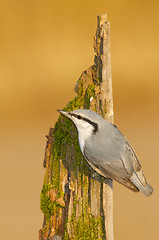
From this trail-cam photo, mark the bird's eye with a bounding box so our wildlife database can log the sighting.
[77,115,82,119]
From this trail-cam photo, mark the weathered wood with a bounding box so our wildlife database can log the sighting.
[97,14,114,240]
[39,14,114,240]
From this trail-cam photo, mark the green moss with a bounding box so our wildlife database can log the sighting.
[40,88,86,224]
[84,84,96,109]
[63,197,104,240]
[40,183,64,222]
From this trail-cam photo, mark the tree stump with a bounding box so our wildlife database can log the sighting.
[39,14,114,240]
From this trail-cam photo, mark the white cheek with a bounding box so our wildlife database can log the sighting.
[74,122,93,154]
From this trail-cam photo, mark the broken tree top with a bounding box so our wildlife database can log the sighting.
[39,14,114,240]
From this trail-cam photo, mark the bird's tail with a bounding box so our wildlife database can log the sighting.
[130,171,153,197]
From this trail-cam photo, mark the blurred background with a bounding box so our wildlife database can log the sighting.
[0,0,159,239]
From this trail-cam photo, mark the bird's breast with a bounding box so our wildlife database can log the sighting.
[78,136,85,154]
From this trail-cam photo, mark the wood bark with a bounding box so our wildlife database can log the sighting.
[39,14,114,240]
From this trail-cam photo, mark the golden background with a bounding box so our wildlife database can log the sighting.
[0,0,159,239]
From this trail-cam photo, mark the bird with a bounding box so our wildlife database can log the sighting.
[57,109,153,197]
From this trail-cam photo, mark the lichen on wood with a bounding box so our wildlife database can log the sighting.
[39,14,113,240]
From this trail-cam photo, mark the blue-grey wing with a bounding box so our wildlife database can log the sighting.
[83,124,134,180]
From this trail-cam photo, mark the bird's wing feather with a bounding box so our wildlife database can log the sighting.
[83,147,139,192]
[124,137,147,186]
[83,145,131,180]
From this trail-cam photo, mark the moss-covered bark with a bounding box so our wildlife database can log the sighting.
[39,14,113,240]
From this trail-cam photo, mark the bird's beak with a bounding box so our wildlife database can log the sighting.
[57,110,71,119]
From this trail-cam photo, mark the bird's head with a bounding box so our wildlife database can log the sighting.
[57,109,99,135]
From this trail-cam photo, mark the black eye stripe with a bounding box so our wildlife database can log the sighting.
[69,112,98,134]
